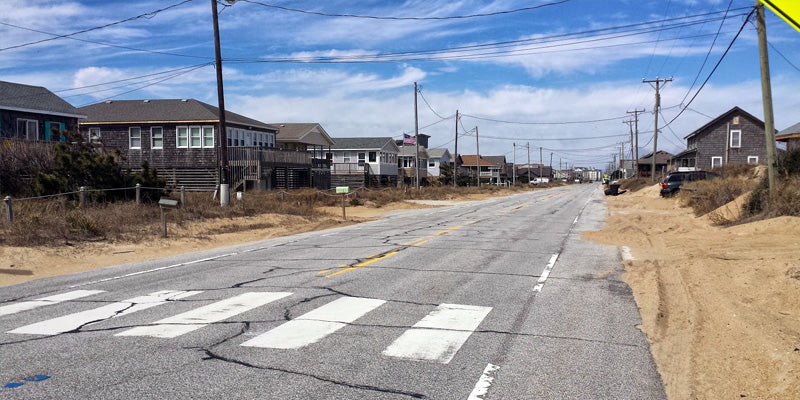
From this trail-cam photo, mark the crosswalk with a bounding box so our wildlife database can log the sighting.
[2,289,491,364]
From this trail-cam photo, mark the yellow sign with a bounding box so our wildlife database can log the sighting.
[762,0,800,33]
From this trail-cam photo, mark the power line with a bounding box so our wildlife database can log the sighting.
[677,0,735,107]
[461,113,628,125]
[0,0,196,52]
[237,0,571,20]
[767,40,800,73]
[476,133,629,142]
[77,63,210,107]
[0,21,210,59]
[417,86,448,119]
[662,7,754,129]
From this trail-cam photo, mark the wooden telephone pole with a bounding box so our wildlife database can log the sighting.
[642,77,672,181]
[454,110,459,189]
[413,82,420,189]
[627,108,645,177]
[755,1,778,194]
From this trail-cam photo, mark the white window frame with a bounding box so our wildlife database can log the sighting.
[358,152,366,165]
[16,118,38,140]
[129,127,142,149]
[342,151,351,163]
[189,126,202,148]
[176,126,189,148]
[202,125,214,148]
[88,127,101,144]
[151,126,163,149]
[711,156,723,169]
[730,129,741,148]
[747,156,758,164]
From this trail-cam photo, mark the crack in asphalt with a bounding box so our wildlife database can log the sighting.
[198,348,427,399]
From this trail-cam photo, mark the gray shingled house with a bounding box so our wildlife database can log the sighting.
[1,81,86,141]
[672,106,771,171]
[78,99,316,191]
[273,122,335,189]
[328,137,399,187]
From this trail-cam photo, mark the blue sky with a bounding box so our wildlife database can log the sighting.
[2,0,798,169]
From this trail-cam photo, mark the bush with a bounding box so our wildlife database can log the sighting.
[680,177,757,216]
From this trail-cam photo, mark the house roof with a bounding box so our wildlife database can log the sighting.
[77,99,274,130]
[684,106,764,140]
[460,155,496,167]
[638,150,674,164]
[399,145,429,158]
[482,155,507,166]
[776,122,800,142]
[427,148,451,159]
[0,80,86,118]
[331,137,398,151]
[272,123,335,146]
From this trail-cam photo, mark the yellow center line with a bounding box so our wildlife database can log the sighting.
[434,225,462,236]
[318,270,330,274]
[325,251,399,278]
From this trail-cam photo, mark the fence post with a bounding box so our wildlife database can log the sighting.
[79,186,86,209]
[341,193,346,220]
[135,183,141,204]
[3,196,11,223]
[180,186,186,206]
[281,191,285,201]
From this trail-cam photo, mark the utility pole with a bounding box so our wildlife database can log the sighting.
[413,82,420,189]
[526,142,531,183]
[512,142,516,185]
[454,109,459,189]
[212,0,230,206]
[539,146,543,183]
[549,152,553,170]
[642,77,672,181]
[755,1,778,194]
[624,120,633,176]
[475,126,480,187]
[627,108,644,177]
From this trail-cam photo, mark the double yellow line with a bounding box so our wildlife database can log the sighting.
[320,224,464,278]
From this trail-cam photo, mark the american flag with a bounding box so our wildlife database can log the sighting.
[403,134,416,145]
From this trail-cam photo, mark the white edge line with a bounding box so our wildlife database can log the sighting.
[69,252,238,288]
[467,363,500,400]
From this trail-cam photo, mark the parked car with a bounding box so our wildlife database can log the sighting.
[660,171,719,197]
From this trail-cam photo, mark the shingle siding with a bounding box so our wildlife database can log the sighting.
[675,107,767,170]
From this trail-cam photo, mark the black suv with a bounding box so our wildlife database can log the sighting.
[660,171,719,197]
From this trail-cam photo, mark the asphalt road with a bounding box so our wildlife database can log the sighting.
[0,184,666,399]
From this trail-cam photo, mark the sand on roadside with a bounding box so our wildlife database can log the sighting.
[582,184,800,400]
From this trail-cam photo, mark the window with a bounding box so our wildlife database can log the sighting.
[89,128,101,144]
[730,129,741,148]
[151,127,163,149]
[429,161,436,167]
[15,118,38,140]
[732,116,740,125]
[48,121,60,141]
[342,151,351,163]
[202,126,214,147]
[358,152,366,165]
[369,152,377,162]
[189,126,202,148]
[747,156,758,164]
[129,127,141,149]
[711,156,722,169]
[177,126,189,148]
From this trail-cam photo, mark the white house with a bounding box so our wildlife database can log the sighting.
[426,148,452,177]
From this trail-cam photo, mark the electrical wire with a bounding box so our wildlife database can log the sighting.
[662,8,754,130]
[0,0,196,52]
[0,21,211,59]
[417,87,448,119]
[237,0,571,20]
[77,63,210,106]
[461,113,628,125]
[767,40,800,73]
[677,0,735,107]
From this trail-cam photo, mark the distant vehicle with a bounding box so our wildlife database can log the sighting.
[574,179,580,183]
[660,171,720,197]
[530,177,549,184]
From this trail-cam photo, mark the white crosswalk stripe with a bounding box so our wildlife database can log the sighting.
[0,290,106,317]
[7,290,201,336]
[117,292,292,338]
[241,297,386,349]
[382,303,492,363]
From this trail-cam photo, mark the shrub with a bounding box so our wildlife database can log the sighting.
[680,177,757,216]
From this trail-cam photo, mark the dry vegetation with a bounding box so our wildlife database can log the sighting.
[0,185,534,247]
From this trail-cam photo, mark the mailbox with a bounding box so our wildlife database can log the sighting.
[158,198,179,209]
